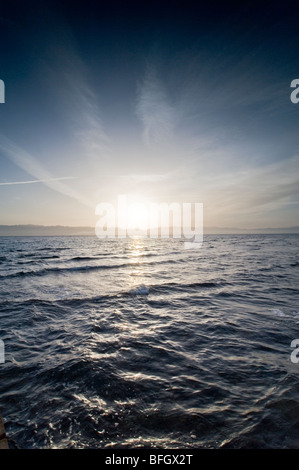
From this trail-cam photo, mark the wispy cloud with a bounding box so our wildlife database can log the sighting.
[0,135,92,206]
[229,155,299,212]
[45,41,111,166]
[196,153,299,227]
[0,177,77,186]
[136,64,177,147]
[64,68,111,163]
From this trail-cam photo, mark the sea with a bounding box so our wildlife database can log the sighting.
[0,234,299,449]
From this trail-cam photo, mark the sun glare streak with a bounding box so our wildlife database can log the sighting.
[127,202,149,232]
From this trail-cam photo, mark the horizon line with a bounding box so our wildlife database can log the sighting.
[0,223,299,234]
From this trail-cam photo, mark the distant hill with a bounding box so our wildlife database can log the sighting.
[203,226,299,234]
[0,224,299,236]
[0,225,95,236]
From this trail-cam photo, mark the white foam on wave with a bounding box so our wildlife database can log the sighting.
[272,308,285,317]
[130,285,149,295]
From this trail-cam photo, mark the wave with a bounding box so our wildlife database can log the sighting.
[68,252,164,262]
[40,247,70,251]
[125,281,219,297]
[150,280,221,294]
[0,264,127,279]
[0,258,180,279]
[2,279,223,309]
[17,253,60,260]
[129,285,149,295]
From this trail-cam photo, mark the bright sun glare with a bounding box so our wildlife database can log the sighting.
[126,202,149,232]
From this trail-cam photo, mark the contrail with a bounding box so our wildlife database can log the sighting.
[0,177,78,186]
[0,134,93,207]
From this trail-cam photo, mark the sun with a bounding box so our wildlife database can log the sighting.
[126,201,149,232]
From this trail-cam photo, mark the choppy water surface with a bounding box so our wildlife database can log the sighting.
[0,234,299,448]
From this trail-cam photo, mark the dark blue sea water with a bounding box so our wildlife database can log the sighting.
[0,234,299,449]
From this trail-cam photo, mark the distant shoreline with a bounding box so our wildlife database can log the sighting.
[0,225,299,236]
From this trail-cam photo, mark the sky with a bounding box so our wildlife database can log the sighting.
[0,0,298,229]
